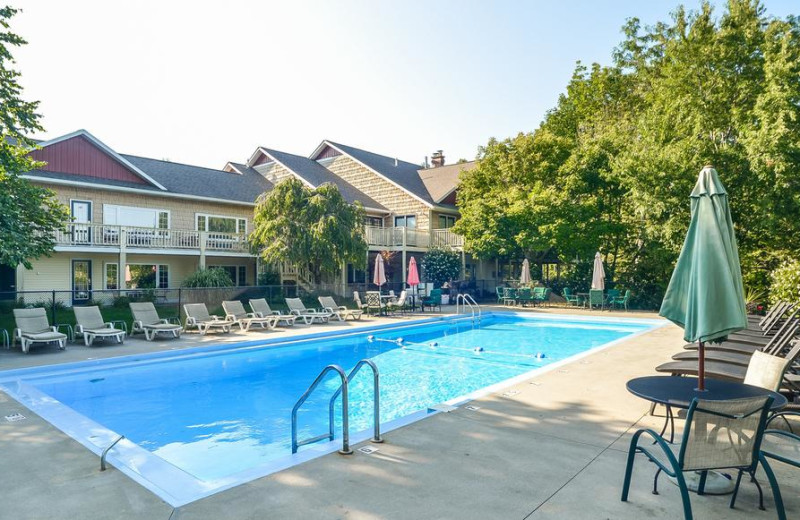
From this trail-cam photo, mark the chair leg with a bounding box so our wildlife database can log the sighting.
[652,467,663,495]
[749,471,766,511]
[729,470,744,508]
[758,454,786,520]
[697,471,708,496]
[673,471,694,520]
[621,447,637,502]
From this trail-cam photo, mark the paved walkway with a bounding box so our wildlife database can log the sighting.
[1,307,797,519]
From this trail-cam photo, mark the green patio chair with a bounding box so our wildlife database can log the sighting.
[610,289,631,311]
[588,289,604,310]
[516,287,533,307]
[421,289,442,312]
[496,286,505,304]
[503,287,517,306]
[562,287,583,307]
[605,289,620,306]
[622,395,778,520]
[532,287,550,307]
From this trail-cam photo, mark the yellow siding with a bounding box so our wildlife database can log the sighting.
[40,183,255,231]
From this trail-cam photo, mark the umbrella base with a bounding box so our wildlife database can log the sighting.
[668,471,735,495]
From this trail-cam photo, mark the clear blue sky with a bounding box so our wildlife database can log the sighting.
[12,0,798,169]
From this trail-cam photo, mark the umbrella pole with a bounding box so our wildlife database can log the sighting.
[697,341,705,391]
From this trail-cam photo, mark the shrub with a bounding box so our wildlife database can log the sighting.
[421,247,461,288]
[769,259,800,304]
[181,268,234,288]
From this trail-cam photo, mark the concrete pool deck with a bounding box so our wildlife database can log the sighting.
[1,306,797,519]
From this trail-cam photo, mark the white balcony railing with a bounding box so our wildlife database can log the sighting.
[431,229,464,249]
[54,224,250,254]
[364,226,464,249]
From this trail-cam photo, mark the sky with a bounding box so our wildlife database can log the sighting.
[10,0,798,170]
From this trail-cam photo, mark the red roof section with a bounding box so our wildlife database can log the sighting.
[30,135,148,185]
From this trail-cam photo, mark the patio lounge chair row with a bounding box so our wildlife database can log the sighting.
[10,306,128,353]
[183,296,363,335]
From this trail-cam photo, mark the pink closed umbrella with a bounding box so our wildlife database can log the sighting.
[373,254,387,288]
[407,256,420,287]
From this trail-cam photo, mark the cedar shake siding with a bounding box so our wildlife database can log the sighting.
[31,135,149,184]
[255,162,297,186]
[321,155,431,229]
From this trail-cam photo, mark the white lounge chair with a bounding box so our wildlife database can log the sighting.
[183,303,232,335]
[386,290,409,314]
[74,306,126,347]
[248,298,297,326]
[353,291,368,311]
[12,308,67,354]
[222,300,279,331]
[130,302,183,340]
[318,296,364,321]
[285,298,331,324]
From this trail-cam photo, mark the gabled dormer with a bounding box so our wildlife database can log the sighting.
[30,130,167,190]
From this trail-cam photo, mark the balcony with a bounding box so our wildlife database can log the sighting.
[53,224,251,254]
[364,226,464,250]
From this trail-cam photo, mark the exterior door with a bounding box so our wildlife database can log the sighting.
[72,260,92,304]
[0,264,15,301]
[71,200,92,244]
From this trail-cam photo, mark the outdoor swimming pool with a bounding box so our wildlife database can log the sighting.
[0,312,661,505]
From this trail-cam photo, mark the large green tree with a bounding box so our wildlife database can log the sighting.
[0,6,69,268]
[250,178,367,284]
[455,0,800,307]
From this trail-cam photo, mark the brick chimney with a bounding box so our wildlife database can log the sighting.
[431,150,445,168]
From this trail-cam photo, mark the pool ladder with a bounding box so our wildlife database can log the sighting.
[456,293,482,324]
[291,359,382,455]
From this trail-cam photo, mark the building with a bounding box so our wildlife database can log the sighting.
[4,129,498,302]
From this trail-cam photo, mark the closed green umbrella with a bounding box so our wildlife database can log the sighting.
[659,166,747,391]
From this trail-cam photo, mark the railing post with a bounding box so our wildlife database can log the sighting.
[177,287,182,323]
[51,290,56,325]
[199,231,207,269]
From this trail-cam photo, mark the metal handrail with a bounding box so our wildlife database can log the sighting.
[330,359,383,444]
[456,293,482,323]
[100,435,125,471]
[291,364,353,455]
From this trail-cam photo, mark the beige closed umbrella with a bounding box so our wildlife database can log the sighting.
[591,252,605,290]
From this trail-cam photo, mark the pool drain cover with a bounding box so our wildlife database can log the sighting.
[358,446,379,454]
[502,389,520,397]
[4,412,26,422]
[429,403,458,413]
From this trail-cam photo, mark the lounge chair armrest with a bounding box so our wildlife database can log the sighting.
[323,306,335,313]
[185,317,197,326]
[246,312,257,318]
[105,322,115,328]
[271,311,282,316]
[337,306,347,311]
[252,311,265,318]
[50,326,58,332]
[289,310,301,316]
[75,324,84,334]
[158,319,169,324]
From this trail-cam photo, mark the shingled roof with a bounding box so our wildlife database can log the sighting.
[418,161,476,204]
[257,148,386,211]
[121,155,272,203]
[319,141,436,205]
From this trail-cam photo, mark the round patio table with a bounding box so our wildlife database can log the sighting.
[627,375,787,495]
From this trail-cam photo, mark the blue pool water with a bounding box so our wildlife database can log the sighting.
[0,312,660,504]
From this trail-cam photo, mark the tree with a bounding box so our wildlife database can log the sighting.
[455,0,800,307]
[421,247,461,287]
[0,7,69,268]
[250,178,367,283]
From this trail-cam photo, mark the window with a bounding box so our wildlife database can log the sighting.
[196,214,247,234]
[438,215,456,229]
[125,264,169,289]
[105,263,118,290]
[364,216,383,227]
[104,205,170,229]
[209,265,246,286]
[394,215,417,228]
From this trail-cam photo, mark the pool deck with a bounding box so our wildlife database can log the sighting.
[1,306,797,519]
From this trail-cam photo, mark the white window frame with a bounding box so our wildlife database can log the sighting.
[103,204,171,229]
[195,213,247,234]
[104,262,119,290]
[124,263,170,289]
[394,215,417,229]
